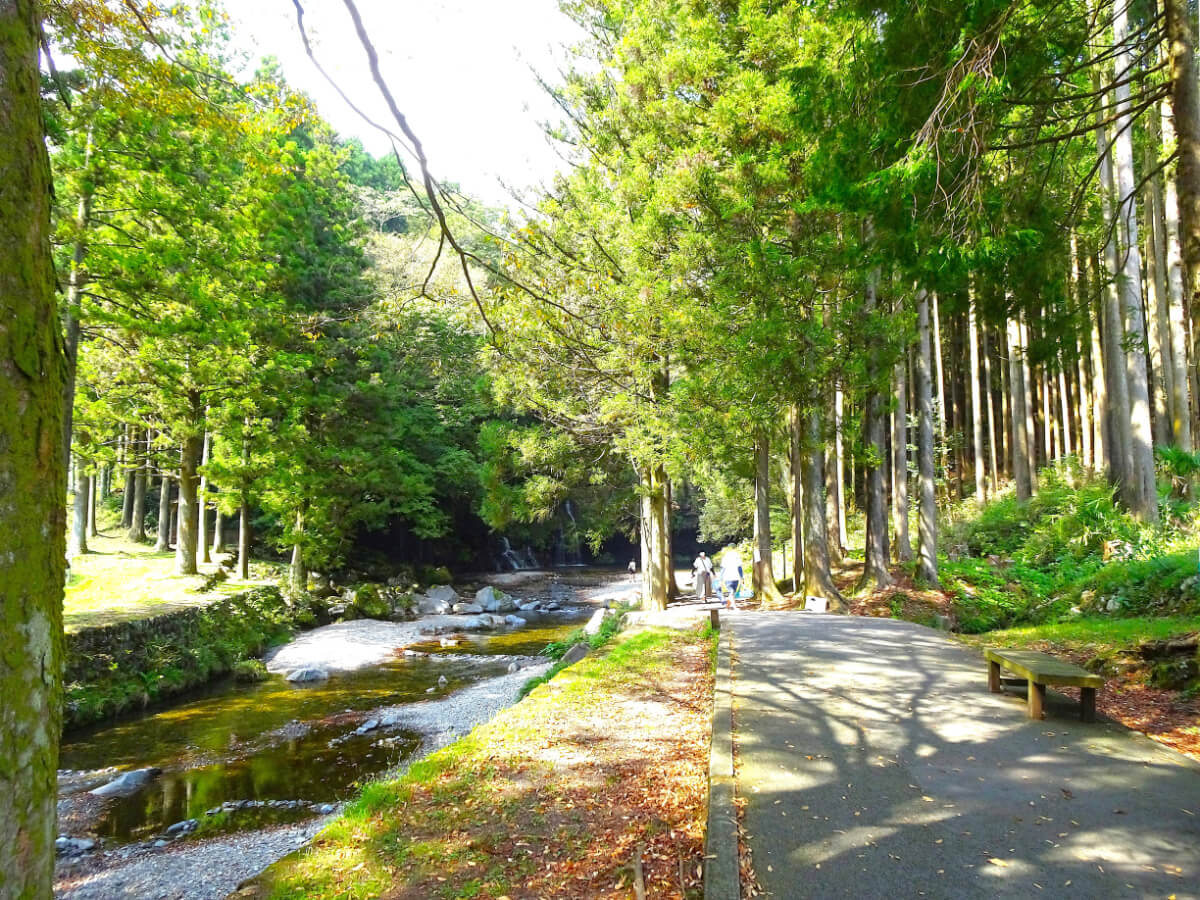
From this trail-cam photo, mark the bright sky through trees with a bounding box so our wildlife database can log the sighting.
[226,0,582,207]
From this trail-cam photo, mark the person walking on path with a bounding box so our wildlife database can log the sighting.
[718,547,743,608]
[692,551,713,601]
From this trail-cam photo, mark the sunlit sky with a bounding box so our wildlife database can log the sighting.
[226,1,584,207]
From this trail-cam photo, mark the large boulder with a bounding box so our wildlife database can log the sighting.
[452,601,484,615]
[504,615,527,627]
[418,585,459,615]
[90,767,162,798]
[286,667,329,683]
[561,643,590,665]
[583,608,612,636]
[475,586,517,613]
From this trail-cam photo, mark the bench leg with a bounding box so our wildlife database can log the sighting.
[1028,681,1046,720]
[988,660,1002,693]
[1080,687,1096,723]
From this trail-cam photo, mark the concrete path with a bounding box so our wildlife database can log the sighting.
[731,612,1200,898]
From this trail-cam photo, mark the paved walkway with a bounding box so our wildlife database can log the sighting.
[731,612,1200,898]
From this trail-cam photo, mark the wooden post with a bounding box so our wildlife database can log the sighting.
[1081,687,1097,723]
[1028,681,1046,719]
[710,608,720,631]
[988,660,1002,693]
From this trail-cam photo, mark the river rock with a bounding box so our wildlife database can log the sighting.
[583,608,610,636]
[507,662,519,673]
[452,601,484,614]
[418,584,459,615]
[475,586,517,613]
[55,837,96,855]
[438,675,448,686]
[286,667,330,683]
[317,803,336,814]
[355,718,380,735]
[90,766,162,798]
[504,615,527,627]
[166,818,199,835]
[561,643,590,665]
[517,600,541,611]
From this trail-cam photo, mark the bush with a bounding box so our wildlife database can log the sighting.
[232,659,269,683]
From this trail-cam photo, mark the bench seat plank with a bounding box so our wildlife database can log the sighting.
[984,648,1103,688]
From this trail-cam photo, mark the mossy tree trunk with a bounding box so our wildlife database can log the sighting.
[0,2,68,894]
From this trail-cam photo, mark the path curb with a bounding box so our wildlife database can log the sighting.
[703,618,739,900]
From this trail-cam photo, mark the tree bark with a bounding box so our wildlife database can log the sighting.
[290,507,307,592]
[753,436,784,604]
[1146,141,1174,447]
[70,458,90,557]
[790,406,805,593]
[87,472,98,537]
[982,328,1000,495]
[1073,235,1095,469]
[638,464,670,611]
[212,506,224,555]
[175,434,202,575]
[61,125,94,467]
[156,472,172,552]
[915,290,940,586]
[1165,0,1200,315]
[1019,315,1038,488]
[832,387,848,557]
[1006,314,1033,501]
[1160,51,1195,453]
[0,4,68,892]
[856,255,892,593]
[802,409,843,608]
[198,430,211,564]
[968,286,986,503]
[893,343,913,560]
[128,429,147,542]
[1111,0,1158,521]
[238,495,251,580]
[121,429,135,530]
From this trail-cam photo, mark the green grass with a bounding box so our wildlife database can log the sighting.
[958,615,1200,654]
[65,529,279,632]
[244,627,712,900]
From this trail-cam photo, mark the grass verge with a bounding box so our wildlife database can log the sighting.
[240,626,715,900]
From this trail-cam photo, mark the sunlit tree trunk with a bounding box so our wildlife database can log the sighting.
[61,125,94,467]
[0,4,68,892]
[856,249,892,593]
[1112,0,1158,521]
[802,408,843,607]
[638,465,670,611]
[1018,315,1037,488]
[212,506,224,555]
[156,471,172,552]
[982,328,1000,495]
[175,433,202,575]
[1165,0,1200,313]
[198,429,211,564]
[832,386,848,557]
[790,406,805,593]
[1006,313,1033,501]
[892,343,912,559]
[1073,235,1095,469]
[70,454,90,557]
[915,290,940,586]
[968,286,986,503]
[754,436,784,604]
[87,472,98,538]
[1146,140,1174,447]
[128,428,147,542]
[290,507,307,592]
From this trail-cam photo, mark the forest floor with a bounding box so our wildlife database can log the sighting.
[774,557,1200,766]
[65,529,281,632]
[238,626,715,900]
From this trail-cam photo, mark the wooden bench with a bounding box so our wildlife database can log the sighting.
[985,648,1103,722]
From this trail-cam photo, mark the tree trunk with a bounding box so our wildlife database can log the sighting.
[121,436,135,530]
[982,328,1000,495]
[212,506,224,555]
[753,436,784,604]
[70,459,90,556]
[1112,0,1158,521]
[802,408,843,608]
[1165,0,1200,315]
[1073,235,1095,469]
[156,473,172,552]
[1160,54,1195,454]
[1146,142,1174,447]
[893,344,913,559]
[61,126,94,467]
[175,434,202,575]
[968,286,986,503]
[290,507,307,592]
[87,472,98,538]
[639,465,670,611]
[790,406,805,593]
[1007,314,1033,501]
[663,476,678,599]
[238,494,251,580]
[0,5,67,892]
[1019,315,1037,488]
[198,430,211,564]
[1089,257,1109,473]
[128,429,147,542]
[932,290,947,445]
[915,290,940,586]
[856,258,892,593]
[832,387,848,557]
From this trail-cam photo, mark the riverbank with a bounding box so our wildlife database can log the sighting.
[238,625,714,900]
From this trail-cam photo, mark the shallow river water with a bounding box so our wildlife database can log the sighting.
[59,610,589,844]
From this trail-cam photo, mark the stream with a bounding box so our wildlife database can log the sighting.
[55,591,607,855]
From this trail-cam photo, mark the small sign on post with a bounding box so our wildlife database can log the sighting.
[805,595,829,613]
